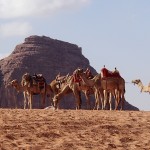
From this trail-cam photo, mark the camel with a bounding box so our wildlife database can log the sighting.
[49,73,75,109]
[53,69,101,110]
[102,78,125,110]
[50,72,95,110]
[9,73,52,109]
[21,73,53,109]
[77,69,126,110]
[132,79,150,93]
[8,79,31,109]
[50,73,71,97]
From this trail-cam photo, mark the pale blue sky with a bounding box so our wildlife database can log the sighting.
[0,0,150,110]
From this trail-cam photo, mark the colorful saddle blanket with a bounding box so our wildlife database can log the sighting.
[101,68,121,78]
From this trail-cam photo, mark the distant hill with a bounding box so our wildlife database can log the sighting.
[0,35,139,110]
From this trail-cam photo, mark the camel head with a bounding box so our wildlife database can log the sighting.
[22,73,31,81]
[8,79,20,92]
[66,73,69,78]
[8,79,19,87]
[132,79,141,85]
[74,68,84,76]
[21,73,31,86]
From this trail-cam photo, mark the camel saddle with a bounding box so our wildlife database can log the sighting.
[32,74,46,90]
[55,75,68,89]
[101,68,121,79]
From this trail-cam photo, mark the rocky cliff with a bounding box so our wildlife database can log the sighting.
[0,35,139,110]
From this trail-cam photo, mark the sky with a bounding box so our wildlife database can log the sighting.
[0,0,150,111]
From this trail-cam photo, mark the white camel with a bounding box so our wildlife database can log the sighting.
[132,79,150,93]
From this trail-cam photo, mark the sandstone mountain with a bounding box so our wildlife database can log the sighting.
[0,35,138,110]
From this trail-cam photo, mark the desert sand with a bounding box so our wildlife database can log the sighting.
[0,108,150,150]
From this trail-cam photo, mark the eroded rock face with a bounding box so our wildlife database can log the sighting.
[1,35,92,84]
[0,35,139,110]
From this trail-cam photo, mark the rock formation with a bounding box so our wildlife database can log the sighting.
[0,35,139,110]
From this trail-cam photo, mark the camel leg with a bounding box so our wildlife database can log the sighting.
[115,90,120,110]
[93,91,97,110]
[94,89,100,110]
[103,90,108,110]
[27,95,30,109]
[53,97,58,110]
[53,94,61,110]
[100,92,104,110]
[29,94,32,109]
[23,92,27,109]
[85,91,91,110]
[54,98,60,110]
[97,91,102,110]
[93,92,98,110]
[120,93,125,110]
[109,91,116,111]
[116,96,121,110]
[109,92,112,110]
[46,84,53,106]
[48,92,54,107]
[76,91,81,110]
[72,89,81,110]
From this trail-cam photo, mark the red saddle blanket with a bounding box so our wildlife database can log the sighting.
[101,68,121,78]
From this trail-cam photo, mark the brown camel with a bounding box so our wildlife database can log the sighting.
[9,79,52,109]
[21,73,53,109]
[9,74,75,109]
[101,78,125,110]
[50,73,71,97]
[132,79,150,93]
[50,72,94,110]
[77,69,126,110]
[49,73,74,109]
[8,79,31,109]
[53,69,101,110]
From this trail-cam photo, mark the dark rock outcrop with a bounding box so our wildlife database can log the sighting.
[0,35,139,110]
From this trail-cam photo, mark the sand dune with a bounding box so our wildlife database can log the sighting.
[0,109,150,150]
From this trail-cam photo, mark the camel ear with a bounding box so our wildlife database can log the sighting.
[56,72,60,77]
[66,73,69,77]
[7,81,12,86]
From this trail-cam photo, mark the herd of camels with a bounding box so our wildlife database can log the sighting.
[8,67,149,110]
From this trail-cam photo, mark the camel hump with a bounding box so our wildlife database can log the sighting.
[101,67,108,78]
[33,74,46,82]
[31,74,46,90]
[32,74,46,85]
[111,72,121,78]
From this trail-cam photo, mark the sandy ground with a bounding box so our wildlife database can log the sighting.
[0,109,150,150]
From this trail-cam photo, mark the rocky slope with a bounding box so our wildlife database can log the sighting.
[0,35,138,110]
